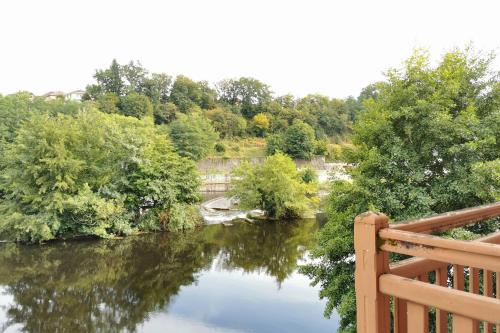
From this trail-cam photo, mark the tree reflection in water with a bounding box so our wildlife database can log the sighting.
[0,219,319,333]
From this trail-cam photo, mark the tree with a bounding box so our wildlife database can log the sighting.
[0,109,201,243]
[96,92,119,114]
[302,48,500,332]
[168,113,219,160]
[169,75,216,112]
[282,120,316,159]
[143,73,173,104]
[216,77,272,118]
[119,92,153,118]
[250,113,269,137]
[93,59,125,96]
[153,102,177,125]
[231,152,317,219]
[296,94,351,138]
[205,107,247,138]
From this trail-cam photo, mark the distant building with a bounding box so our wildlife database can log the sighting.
[41,90,85,101]
[66,90,85,101]
[42,91,65,100]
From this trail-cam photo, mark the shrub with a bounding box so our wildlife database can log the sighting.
[214,142,226,153]
[230,152,317,219]
[0,109,200,242]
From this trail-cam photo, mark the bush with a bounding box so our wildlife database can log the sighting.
[265,134,283,155]
[214,142,226,153]
[299,167,318,184]
[282,120,316,159]
[153,102,177,125]
[119,92,153,118]
[0,109,201,243]
[230,152,317,219]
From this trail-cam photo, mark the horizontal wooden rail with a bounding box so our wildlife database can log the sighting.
[389,257,446,279]
[381,230,500,271]
[379,274,500,324]
[389,231,500,278]
[390,202,500,233]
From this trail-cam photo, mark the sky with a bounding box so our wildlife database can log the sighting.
[1,0,499,98]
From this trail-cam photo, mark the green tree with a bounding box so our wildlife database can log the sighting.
[169,75,217,112]
[93,59,125,96]
[96,92,119,114]
[168,113,219,160]
[302,48,500,332]
[250,113,270,137]
[216,77,272,118]
[0,109,200,243]
[230,152,317,219]
[282,120,316,159]
[206,107,247,138]
[119,92,153,118]
[153,102,177,125]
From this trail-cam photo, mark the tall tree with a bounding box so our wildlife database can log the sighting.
[94,59,125,96]
[216,77,272,118]
[302,48,500,332]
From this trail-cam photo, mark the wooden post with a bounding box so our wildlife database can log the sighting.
[355,212,390,333]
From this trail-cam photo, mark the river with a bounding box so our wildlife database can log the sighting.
[0,219,339,333]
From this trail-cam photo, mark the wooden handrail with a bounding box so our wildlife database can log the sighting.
[354,207,500,333]
[379,274,500,324]
[389,230,500,278]
[390,202,500,233]
[380,229,500,257]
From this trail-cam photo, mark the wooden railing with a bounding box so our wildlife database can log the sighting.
[354,202,500,333]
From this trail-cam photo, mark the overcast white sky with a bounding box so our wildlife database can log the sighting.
[1,0,499,98]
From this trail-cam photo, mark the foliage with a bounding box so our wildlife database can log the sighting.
[230,152,317,219]
[299,167,318,184]
[216,77,272,118]
[0,109,201,243]
[283,120,316,159]
[96,92,120,114]
[266,134,284,156]
[119,92,153,118]
[168,113,219,161]
[250,113,270,137]
[205,107,247,138]
[169,75,216,112]
[302,48,500,332]
[153,102,177,125]
[214,142,226,153]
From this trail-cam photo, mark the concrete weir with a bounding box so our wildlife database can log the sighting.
[199,195,264,225]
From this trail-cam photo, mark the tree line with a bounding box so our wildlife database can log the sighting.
[82,59,371,160]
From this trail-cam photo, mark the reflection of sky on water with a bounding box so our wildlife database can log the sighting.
[0,220,339,332]
[139,265,338,333]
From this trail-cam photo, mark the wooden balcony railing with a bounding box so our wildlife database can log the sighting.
[354,202,500,333]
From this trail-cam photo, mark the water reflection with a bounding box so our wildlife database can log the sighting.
[0,220,338,333]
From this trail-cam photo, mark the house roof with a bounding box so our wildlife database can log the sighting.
[42,91,65,97]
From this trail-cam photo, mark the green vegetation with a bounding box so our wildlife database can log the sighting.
[0,103,201,243]
[230,152,318,219]
[302,48,500,332]
[168,113,219,161]
[83,60,359,161]
[209,138,267,159]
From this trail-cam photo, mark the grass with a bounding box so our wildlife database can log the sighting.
[208,137,267,159]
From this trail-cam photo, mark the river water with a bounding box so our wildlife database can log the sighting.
[0,219,338,333]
